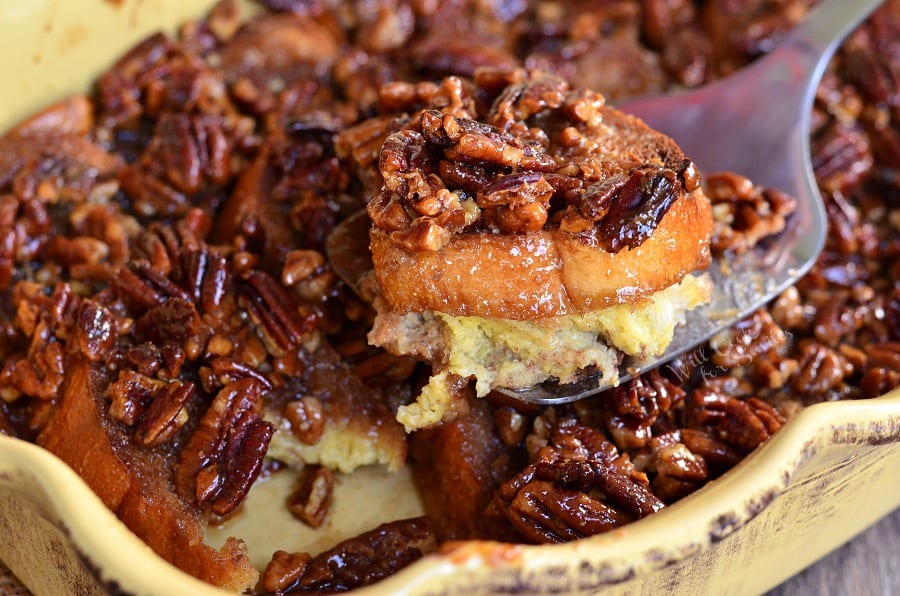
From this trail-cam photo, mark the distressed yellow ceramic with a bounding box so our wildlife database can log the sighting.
[1,2,899,594]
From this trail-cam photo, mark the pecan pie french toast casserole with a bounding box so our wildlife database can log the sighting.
[363,71,713,431]
[0,0,898,594]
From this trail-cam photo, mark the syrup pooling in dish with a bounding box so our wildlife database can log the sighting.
[0,1,898,593]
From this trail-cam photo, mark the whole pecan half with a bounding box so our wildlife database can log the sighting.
[175,377,275,515]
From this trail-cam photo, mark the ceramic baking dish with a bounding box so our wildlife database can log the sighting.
[1,1,899,594]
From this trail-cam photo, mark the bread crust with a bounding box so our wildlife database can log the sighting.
[371,186,712,319]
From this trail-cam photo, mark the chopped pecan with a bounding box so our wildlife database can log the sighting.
[493,406,527,447]
[74,301,118,362]
[489,74,568,126]
[0,132,123,202]
[143,53,233,119]
[706,171,797,253]
[770,285,811,330]
[283,396,325,445]
[365,191,413,232]
[643,431,709,502]
[133,297,200,347]
[96,33,172,128]
[444,125,556,172]
[281,249,325,286]
[2,284,76,401]
[390,217,451,252]
[124,343,162,378]
[108,370,164,425]
[263,550,312,594]
[7,341,66,402]
[367,71,694,250]
[287,465,334,528]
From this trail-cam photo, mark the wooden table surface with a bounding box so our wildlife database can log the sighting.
[2,508,898,594]
[767,507,900,596]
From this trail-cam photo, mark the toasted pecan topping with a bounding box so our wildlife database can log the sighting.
[359,71,700,254]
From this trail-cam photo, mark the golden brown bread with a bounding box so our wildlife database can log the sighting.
[371,190,711,319]
[38,357,258,591]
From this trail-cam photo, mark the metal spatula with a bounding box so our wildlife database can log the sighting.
[499,0,883,404]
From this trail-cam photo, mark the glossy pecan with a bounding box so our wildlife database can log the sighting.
[597,165,682,253]
[263,550,312,594]
[175,378,274,516]
[287,465,333,528]
[866,342,900,371]
[134,380,196,446]
[680,428,744,471]
[488,73,568,127]
[144,114,233,195]
[706,171,797,254]
[275,517,434,593]
[74,300,118,362]
[644,431,709,502]
[508,480,629,543]
[603,370,686,451]
[791,341,855,399]
[239,270,318,355]
[859,366,900,399]
[2,283,80,401]
[710,310,787,369]
[367,71,694,246]
[811,121,873,195]
[108,370,166,425]
[532,459,665,518]
[96,33,173,128]
[283,396,325,445]
[687,389,785,453]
